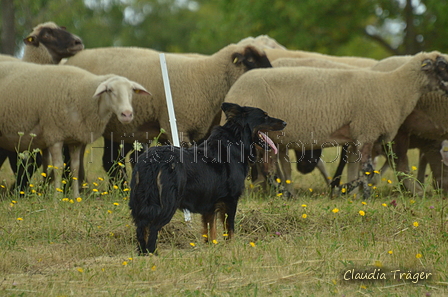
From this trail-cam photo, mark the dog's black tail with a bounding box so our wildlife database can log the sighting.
[129,164,163,223]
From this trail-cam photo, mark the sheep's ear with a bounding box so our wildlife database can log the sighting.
[23,35,39,47]
[421,59,433,71]
[131,82,152,96]
[232,53,243,65]
[222,102,243,119]
[93,81,109,97]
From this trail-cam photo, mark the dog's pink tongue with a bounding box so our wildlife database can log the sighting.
[259,132,278,154]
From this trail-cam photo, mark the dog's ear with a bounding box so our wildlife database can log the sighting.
[222,102,243,119]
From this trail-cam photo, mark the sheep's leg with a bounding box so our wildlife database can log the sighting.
[338,143,373,197]
[78,144,86,184]
[48,142,64,197]
[393,129,423,196]
[316,158,330,185]
[8,150,41,193]
[359,143,374,199]
[278,148,294,197]
[68,144,82,198]
[41,148,51,182]
[417,150,428,184]
[346,144,362,184]
[423,146,448,192]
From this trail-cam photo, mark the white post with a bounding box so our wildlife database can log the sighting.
[159,53,192,223]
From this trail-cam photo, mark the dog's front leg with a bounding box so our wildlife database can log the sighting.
[201,212,217,242]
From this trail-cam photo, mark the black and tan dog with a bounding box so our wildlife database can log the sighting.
[129,102,286,254]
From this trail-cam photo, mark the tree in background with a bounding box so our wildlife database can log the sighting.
[1,0,448,58]
[1,0,15,55]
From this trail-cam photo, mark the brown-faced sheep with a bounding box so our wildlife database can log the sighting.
[223,51,448,198]
[0,61,149,198]
[0,22,85,194]
[65,43,272,182]
[22,22,84,64]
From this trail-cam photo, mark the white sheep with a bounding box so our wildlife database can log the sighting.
[0,22,85,193]
[238,35,287,50]
[65,43,272,181]
[251,58,360,194]
[0,61,150,198]
[223,51,448,198]
[265,48,377,67]
[336,54,448,195]
[0,54,20,62]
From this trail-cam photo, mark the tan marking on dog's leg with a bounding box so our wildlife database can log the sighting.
[201,212,217,242]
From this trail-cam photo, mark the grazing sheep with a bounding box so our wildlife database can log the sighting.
[0,22,85,193]
[65,43,272,182]
[223,51,448,198]
[0,61,149,198]
[336,54,448,195]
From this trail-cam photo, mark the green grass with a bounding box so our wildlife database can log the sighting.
[0,142,448,296]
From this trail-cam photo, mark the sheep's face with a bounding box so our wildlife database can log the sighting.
[421,53,448,95]
[94,77,151,124]
[24,24,84,63]
[231,45,272,70]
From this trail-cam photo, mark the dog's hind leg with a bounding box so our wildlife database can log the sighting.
[146,225,160,254]
[136,221,149,255]
[222,201,237,240]
[201,212,217,242]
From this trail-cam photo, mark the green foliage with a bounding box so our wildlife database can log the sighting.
[3,0,448,57]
